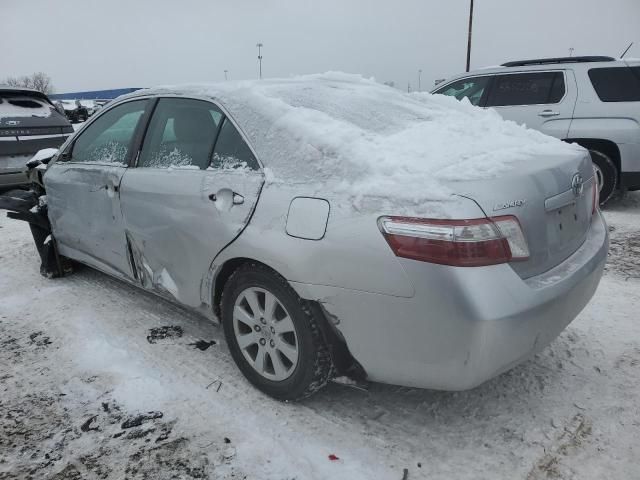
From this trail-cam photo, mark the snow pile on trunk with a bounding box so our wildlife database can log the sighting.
[139,73,585,205]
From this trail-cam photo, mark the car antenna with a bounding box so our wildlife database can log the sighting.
[620,42,633,59]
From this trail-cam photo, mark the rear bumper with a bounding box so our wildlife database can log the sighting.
[619,142,640,189]
[0,154,32,188]
[620,172,640,190]
[293,212,608,390]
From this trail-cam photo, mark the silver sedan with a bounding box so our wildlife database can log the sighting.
[8,74,608,400]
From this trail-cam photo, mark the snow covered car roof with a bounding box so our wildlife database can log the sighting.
[127,72,584,206]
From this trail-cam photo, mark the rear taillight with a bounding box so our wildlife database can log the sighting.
[592,167,600,215]
[378,215,530,267]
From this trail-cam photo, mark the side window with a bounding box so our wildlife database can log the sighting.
[139,98,222,169]
[210,118,259,170]
[485,72,565,107]
[70,100,147,165]
[434,76,491,106]
[588,67,640,102]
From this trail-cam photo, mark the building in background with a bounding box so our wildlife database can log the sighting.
[49,87,143,101]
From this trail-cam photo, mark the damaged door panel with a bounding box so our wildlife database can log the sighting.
[46,164,132,278]
[119,164,263,307]
[118,97,264,307]
[43,99,150,280]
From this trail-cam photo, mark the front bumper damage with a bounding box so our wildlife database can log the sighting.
[0,159,71,278]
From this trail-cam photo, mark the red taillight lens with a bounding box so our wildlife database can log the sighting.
[592,168,600,215]
[378,215,530,267]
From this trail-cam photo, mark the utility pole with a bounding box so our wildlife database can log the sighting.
[418,69,422,91]
[224,70,228,81]
[256,43,263,79]
[466,0,474,72]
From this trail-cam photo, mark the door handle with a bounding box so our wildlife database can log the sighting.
[538,110,560,117]
[207,191,243,205]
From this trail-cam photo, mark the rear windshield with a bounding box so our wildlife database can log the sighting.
[588,67,640,102]
[0,92,53,119]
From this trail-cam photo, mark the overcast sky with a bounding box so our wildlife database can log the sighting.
[4,0,639,93]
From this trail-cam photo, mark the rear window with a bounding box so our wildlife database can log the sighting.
[210,118,259,170]
[485,72,565,107]
[588,67,640,102]
[0,92,53,119]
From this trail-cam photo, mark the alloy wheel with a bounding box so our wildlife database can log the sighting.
[232,287,299,381]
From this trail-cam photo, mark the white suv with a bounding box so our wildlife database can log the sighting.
[433,56,640,204]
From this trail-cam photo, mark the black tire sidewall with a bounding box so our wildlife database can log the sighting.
[221,265,325,400]
[589,149,617,205]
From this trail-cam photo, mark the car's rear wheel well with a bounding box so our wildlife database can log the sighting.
[563,138,621,177]
[212,257,364,379]
[212,257,254,318]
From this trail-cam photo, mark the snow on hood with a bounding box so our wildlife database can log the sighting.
[139,72,584,207]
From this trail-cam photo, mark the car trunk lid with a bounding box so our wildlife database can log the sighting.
[453,150,595,279]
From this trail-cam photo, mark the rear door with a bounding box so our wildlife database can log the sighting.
[45,99,150,278]
[483,70,577,138]
[119,97,264,307]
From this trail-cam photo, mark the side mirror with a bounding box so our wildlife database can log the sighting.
[27,148,59,169]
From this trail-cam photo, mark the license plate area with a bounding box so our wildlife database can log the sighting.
[546,199,590,258]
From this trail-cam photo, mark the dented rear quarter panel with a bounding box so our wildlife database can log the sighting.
[210,184,487,301]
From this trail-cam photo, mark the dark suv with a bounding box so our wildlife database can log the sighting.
[0,86,73,189]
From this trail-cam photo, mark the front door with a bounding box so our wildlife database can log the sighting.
[119,97,264,307]
[44,99,149,278]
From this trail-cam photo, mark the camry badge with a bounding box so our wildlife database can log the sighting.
[493,199,526,211]
[571,173,584,197]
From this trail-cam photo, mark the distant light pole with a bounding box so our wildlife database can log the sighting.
[224,70,228,81]
[256,42,263,79]
[466,0,474,72]
[418,69,422,91]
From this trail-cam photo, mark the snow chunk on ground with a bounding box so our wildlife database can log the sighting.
[139,72,584,206]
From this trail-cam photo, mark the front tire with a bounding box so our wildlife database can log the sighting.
[221,263,333,401]
[589,149,618,205]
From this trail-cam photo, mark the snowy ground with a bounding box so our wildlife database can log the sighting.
[1,194,640,480]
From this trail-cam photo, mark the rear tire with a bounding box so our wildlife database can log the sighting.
[221,263,334,401]
[589,149,617,205]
